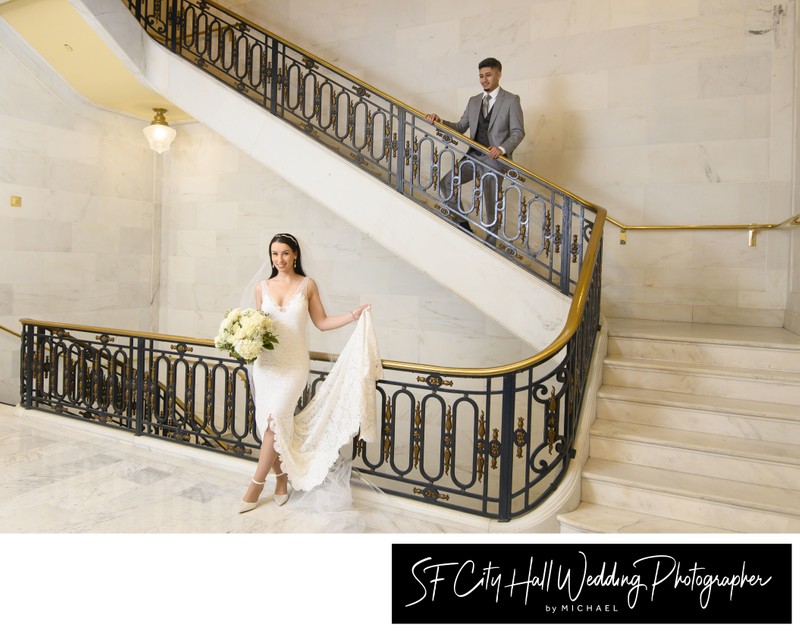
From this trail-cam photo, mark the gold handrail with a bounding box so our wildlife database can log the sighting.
[19,204,606,379]
[202,2,796,243]
[609,212,800,245]
[382,205,607,376]
[200,0,601,213]
[16,320,239,452]
[0,325,20,338]
[21,1,604,381]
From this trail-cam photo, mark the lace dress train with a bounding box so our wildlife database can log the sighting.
[251,277,382,493]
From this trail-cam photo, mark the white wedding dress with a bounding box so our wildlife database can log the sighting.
[251,277,382,495]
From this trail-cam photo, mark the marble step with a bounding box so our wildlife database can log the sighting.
[580,459,800,532]
[596,385,800,444]
[602,356,800,405]
[607,333,800,372]
[605,318,800,367]
[558,502,735,534]
[589,419,800,490]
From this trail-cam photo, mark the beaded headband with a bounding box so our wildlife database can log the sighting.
[271,233,298,248]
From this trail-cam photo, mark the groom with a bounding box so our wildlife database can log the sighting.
[425,57,526,245]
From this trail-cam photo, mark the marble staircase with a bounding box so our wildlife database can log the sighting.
[558,319,800,533]
[71,0,570,351]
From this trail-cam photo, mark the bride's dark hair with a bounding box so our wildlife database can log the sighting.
[268,233,306,278]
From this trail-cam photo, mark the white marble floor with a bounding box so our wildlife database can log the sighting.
[1,404,483,631]
[0,404,475,534]
[2,395,792,632]
[3,406,586,631]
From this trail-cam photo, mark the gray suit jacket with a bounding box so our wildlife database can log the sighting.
[443,87,525,159]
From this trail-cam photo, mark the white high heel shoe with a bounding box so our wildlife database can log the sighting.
[238,478,265,514]
[273,472,291,506]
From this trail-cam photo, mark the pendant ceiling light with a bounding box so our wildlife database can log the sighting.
[143,108,177,153]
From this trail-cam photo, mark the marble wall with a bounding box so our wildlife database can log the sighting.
[0,8,536,405]
[3,0,799,407]
[0,26,156,402]
[225,0,798,328]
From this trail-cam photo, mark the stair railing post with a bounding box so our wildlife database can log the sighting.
[394,108,407,194]
[560,197,574,295]
[167,0,179,54]
[497,372,516,522]
[131,0,142,23]
[20,324,34,409]
[134,337,147,437]
[269,39,280,115]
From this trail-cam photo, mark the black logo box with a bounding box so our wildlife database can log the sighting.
[392,543,792,624]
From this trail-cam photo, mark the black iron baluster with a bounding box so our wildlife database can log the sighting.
[166,0,179,53]
[394,108,407,193]
[559,197,573,295]
[134,337,146,436]
[16,0,605,520]
[497,373,516,522]
[21,324,34,408]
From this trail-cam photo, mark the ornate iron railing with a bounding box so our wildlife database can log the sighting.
[123,0,595,296]
[12,0,607,521]
[19,223,602,520]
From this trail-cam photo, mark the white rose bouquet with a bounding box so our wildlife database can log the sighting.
[214,308,279,363]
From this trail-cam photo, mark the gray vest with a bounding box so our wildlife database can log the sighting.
[475,109,491,148]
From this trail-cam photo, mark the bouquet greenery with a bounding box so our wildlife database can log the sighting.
[214,308,279,363]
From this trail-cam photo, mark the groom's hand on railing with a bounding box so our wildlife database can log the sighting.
[486,146,503,160]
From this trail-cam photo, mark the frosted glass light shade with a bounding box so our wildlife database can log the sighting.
[143,108,177,153]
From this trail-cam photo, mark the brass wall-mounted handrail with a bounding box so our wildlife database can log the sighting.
[203,1,796,246]
[608,212,800,246]
[0,325,20,338]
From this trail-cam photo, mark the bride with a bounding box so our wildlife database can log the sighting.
[239,233,379,513]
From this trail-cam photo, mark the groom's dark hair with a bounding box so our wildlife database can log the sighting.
[478,57,502,72]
